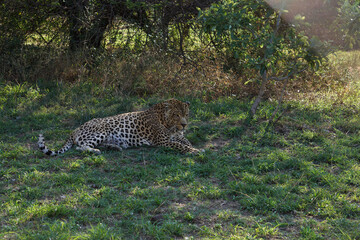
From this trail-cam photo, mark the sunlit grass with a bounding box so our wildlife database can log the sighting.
[328,50,360,73]
[1,52,360,239]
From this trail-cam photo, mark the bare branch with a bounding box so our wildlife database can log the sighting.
[269,66,308,81]
[269,75,290,81]
[251,70,268,116]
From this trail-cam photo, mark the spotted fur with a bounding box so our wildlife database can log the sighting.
[38,99,199,155]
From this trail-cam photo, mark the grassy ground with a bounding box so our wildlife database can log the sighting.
[0,76,359,240]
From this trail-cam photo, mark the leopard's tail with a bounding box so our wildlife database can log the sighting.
[38,134,73,156]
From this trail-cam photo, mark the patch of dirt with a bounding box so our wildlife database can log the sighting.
[204,138,230,151]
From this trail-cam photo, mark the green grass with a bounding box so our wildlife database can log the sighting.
[1,80,360,239]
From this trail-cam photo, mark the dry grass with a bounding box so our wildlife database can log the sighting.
[1,47,359,104]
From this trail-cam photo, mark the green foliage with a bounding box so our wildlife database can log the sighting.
[335,0,360,49]
[198,0,328,76]
[0,0,59,48]
[0,0,214,54]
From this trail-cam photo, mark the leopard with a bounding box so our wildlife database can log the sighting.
[38,98,200,156]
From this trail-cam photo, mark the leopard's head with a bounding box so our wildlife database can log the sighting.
[154,99,190,132]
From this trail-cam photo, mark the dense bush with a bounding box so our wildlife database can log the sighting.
[334,0,360,49]
[0,0,358,112]
[198,0,330,114]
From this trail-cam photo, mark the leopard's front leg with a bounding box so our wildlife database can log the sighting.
[170,132,192,146]
[152,126,199,154]
[169,141,199,154]
[154,138,199,154]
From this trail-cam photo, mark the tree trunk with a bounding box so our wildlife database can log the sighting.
[62,0,111,51]
[250,70,268,116]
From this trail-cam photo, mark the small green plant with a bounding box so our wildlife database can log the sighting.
[83,155,107,167]
[184,211,195,222]
[85,223,118,240]
[254,222,280,238]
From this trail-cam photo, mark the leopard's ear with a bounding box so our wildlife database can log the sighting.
[163,101,170,109]
[163,102,171,118]
[185,101,190,106]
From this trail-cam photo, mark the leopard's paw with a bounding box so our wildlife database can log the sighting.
[189,148,204,155]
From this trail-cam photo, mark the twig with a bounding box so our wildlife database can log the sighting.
[251,70,268,116]
[170,50,207,83]
[268,76,289,124]
[269,66,307,81]
[267,66,308,125]
[227,167,254,201]
[35,30,49,45]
